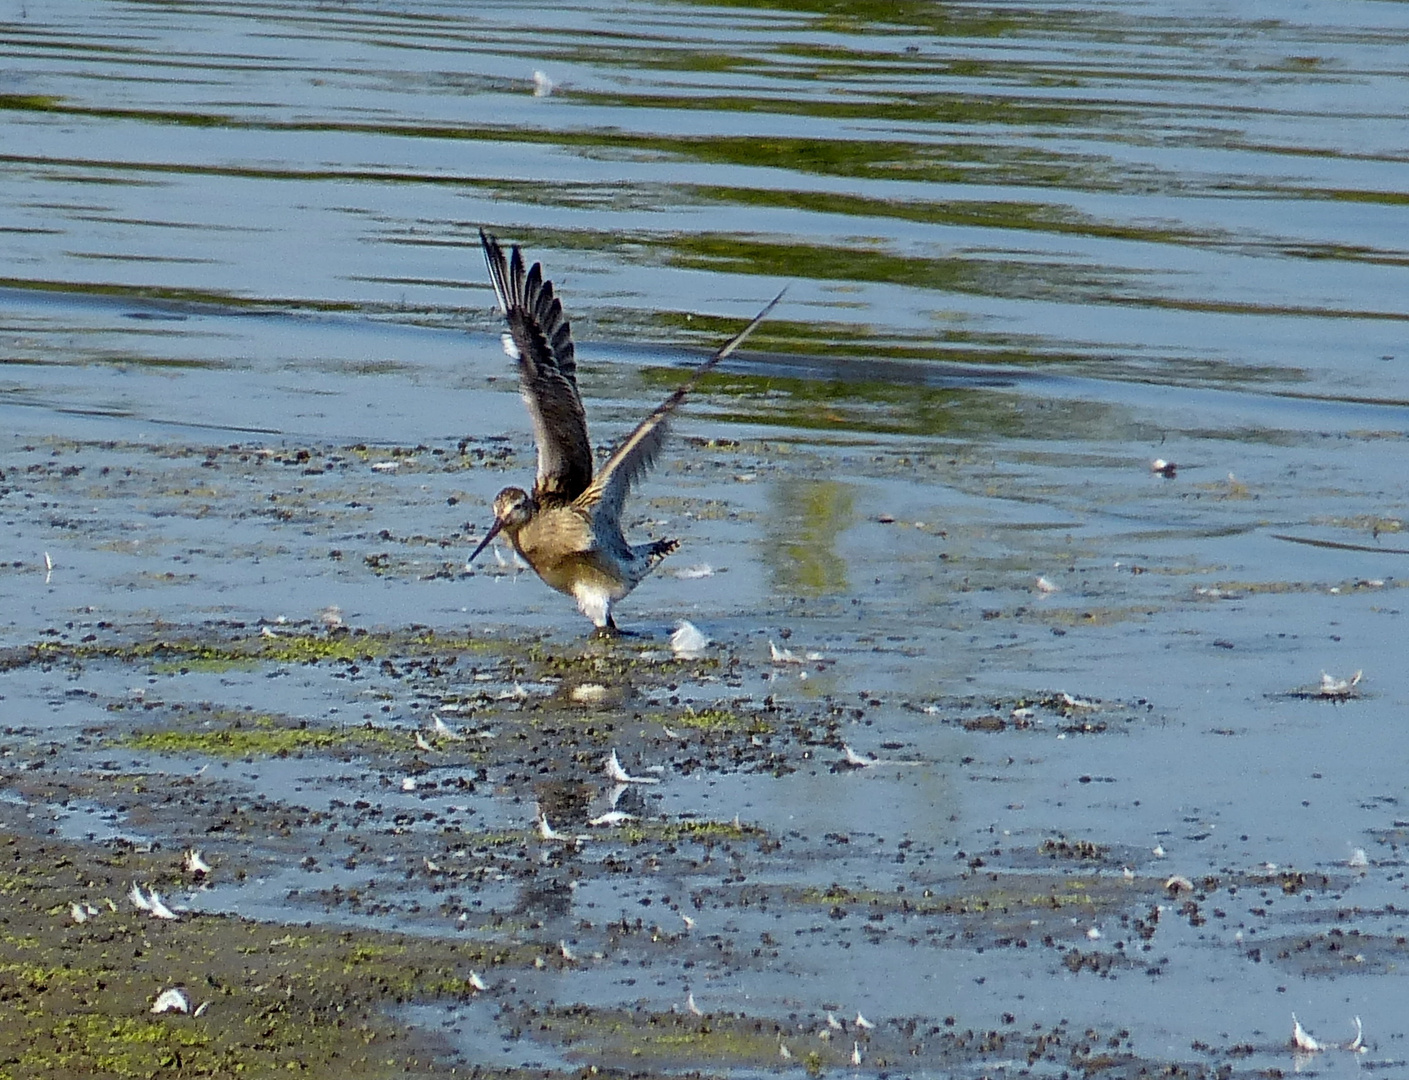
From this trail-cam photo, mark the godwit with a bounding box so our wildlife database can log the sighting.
[471,230,783,633]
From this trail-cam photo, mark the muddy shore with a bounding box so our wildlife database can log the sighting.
[3,386,1404,1077]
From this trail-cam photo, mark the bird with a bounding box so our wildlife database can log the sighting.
[471,229,783,633]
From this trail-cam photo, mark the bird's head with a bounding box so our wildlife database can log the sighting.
[469,487,535,562]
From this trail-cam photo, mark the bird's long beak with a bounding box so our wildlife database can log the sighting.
[468,517,505,563]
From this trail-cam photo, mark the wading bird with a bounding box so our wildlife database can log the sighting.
[471,230,783,633]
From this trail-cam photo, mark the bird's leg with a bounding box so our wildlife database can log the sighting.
[590,615,637,640]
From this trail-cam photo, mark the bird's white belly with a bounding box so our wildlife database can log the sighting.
[571,582,617,628]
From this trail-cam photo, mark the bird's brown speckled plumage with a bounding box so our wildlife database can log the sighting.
[472,229,783,632]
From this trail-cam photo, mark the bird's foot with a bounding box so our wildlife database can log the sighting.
[590,619,638,640]
[647,537,680,561]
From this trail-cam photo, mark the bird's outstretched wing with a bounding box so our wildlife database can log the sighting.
[480,229,593,502]
[576,288,786,523]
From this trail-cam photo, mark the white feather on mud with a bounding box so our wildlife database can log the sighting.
[606,748,660,784]
[670,620,710,658]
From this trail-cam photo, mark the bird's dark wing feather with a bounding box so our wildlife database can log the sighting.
[576,288,786,524]
[480,229,593,502]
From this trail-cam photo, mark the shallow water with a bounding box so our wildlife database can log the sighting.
[1,0,1407,1076]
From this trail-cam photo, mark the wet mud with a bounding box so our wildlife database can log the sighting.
[0,292,1405,1080]
[0,610,1357,1079]
[2,400,1406,1078]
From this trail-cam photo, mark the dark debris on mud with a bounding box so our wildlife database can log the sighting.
[0,615,1374,1079]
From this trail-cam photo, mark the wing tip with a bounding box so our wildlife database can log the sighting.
[709,285,787,365]
[480,228,513,314]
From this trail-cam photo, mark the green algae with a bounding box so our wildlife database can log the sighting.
[505,1002,1152,1077]
[795,873,1139,920]
[1038,837,1110,861]
[668,706,771,733]
[616,819,770,845]
[513,1004,804,1069]
[0,832,531,1080]
[1199,576,1401,598]
[118,715,405,758]
[11,626,501,677]
[1018,603,1157,628]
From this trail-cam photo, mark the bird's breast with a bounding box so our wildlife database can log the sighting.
[514,508,628,598]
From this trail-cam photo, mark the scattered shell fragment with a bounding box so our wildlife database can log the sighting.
[147,889,179,921]
[571,683,609,704]
[1194,586,1238,599]
[433,716,465,740]
[493,545,531,572]
[1292,1014,1322,1053]
[770,640,824,664]
[606,749,660,785]
[769,640,801,664]
[589,811,637,827]
[1317,670,1362,698]
[670,620,710,659]
[840,744,876,769]
[1345,1016,1366,1053]
[1060,692,1100,710]
[400,777,417,792]
[537,814,579,844]
[151,987,190,1015]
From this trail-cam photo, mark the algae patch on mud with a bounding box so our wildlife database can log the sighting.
[118,713,406,759]
[506,1002,1163,1077]
[0,831,524,1079]
[12,625,495,676]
